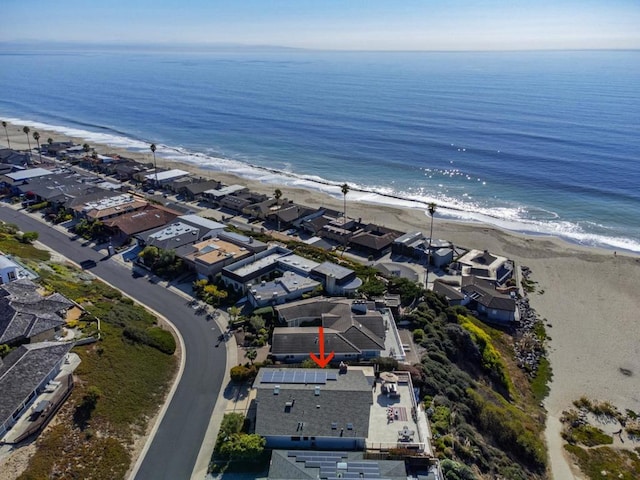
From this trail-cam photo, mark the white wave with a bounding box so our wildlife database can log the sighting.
[5,115,639,253]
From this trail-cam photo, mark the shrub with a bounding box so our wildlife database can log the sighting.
[20,231,39,243]
[230,365,256,382]
[123,326,176,355]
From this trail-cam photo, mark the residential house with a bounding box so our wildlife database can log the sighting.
[0,254,34,284]
[202,185,248,206]
[267,450,408,480]
[456,249,513,285]
[1,168,52,190]
[102,204,181,243]
[221,246,293,292]
[176,236,253,280]
[145,169,190,188]
[0,342,74,439]
[432,280,465,306]
[392,232,454,267]
[310,261,362,296]
[247,271,321,308]
[253,368,372,450]
[271,298,386,362]
[300,208,342,236]
[460,276,517,324]
[0,279,74,346]
[0,149,31,167]
[179,179,222,201]
[136,215,226,251]
[348,223,404,259]
[77,194,148,222]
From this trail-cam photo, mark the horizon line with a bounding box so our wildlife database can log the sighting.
[0,40,639,54]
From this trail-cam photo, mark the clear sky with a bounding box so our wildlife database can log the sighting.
[2,0,639,51]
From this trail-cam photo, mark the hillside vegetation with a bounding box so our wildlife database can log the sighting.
[402,292,547,480]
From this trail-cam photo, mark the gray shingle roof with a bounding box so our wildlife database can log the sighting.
[254,368,372,439]
[0,342,72,429]
[271,328,360,356]
[268,450,408,480]
[0,280,70,344]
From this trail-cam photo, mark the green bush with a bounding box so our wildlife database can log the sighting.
[230,365,256,382]
[123,326,176,355]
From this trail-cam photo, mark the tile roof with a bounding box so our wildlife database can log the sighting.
[103,205,179,236]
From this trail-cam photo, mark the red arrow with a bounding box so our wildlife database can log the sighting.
[310,326,334,368]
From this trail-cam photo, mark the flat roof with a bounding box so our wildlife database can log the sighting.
[178,214,225,231]
[277,254,320,273]
[203,184,247,197]
[190,238,248,265]
[149,222,199,241]
[232,251,284,277]
[6,168,52,181]
[145,169,189,182]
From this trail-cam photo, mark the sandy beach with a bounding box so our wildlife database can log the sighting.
[3,120,640,479]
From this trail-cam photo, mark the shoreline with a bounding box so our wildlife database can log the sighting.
[3,120,640,479]
[3,118,639,255]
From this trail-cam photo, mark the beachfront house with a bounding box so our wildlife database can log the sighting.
[144,169,190,188]
[460,276,517,323]
[348,223,404,259]
[455,249,513,285]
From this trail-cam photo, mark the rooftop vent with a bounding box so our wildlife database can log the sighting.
[273,385,280,395]
[346,423,353,430]
[314,386,320,396]
[331,422,337,430]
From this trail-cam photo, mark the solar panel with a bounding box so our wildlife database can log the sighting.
[326,371,338,380]
[260,370,332,384]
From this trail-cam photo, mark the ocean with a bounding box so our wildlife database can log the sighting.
[1,46,639,252]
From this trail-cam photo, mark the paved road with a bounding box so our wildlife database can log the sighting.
[0,206,227,479]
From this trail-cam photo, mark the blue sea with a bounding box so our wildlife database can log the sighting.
[1,46,639,252]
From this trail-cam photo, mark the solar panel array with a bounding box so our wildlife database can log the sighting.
[286,451,388,480]
[262,370,338,384]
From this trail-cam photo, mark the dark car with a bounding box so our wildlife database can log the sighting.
[79,259,97,269]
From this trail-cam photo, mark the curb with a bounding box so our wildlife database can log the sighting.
[191,312,238,479]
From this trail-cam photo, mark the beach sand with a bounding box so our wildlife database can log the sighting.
[3,120,640,479]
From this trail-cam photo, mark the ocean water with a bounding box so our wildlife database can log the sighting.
[1,46,639,252]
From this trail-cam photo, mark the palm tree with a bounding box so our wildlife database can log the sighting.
[425,202,437,289]
[22,126,32,161]
[341,183,349,218]
[32,131,42,164]
[273,188,283,231]
[82,143,91,153]
[150,143,158,187]
[245,348,258,365]
[1,121,10,148]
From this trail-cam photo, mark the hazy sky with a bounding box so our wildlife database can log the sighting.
[2,0,639,50]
